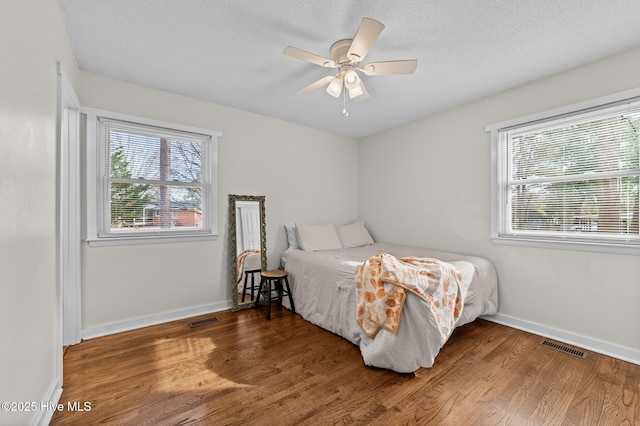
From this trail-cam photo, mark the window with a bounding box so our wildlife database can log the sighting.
[85,109,220,245]
[488,93,640,254]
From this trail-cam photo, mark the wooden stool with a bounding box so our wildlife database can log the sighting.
[241,269,261,302]
[254,270,296,320]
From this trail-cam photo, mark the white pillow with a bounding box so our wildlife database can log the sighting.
[285,225,300,250]
[295,223,343,251]
[336,221,374,248]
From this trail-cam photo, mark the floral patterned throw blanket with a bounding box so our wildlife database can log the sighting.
[355,252,464,339]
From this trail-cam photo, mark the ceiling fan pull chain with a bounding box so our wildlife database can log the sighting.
[343,88,349,117]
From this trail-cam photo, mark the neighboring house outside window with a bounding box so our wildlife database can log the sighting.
[487,91,640,255]
[143,201,201,227]
[84,108,221,246]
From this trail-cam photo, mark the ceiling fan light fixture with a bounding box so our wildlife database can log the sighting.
[343,68,359,89]
[353,80,370,102]
[348,82,364,99]
[326,75,343,97]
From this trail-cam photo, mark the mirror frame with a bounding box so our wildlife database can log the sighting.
[229,194,267,311]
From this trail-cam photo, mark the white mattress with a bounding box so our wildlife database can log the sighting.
[281,243,498,373]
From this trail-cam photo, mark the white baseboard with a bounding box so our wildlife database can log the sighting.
[482,313,640,366]
[81,301,231,340]
[31,378,62,426]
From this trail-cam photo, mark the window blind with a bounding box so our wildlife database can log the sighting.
[498,99,640,244]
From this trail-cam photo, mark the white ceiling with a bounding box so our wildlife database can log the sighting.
[56,0,640,138]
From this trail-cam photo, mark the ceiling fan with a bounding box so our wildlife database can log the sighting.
[283,17,418,104]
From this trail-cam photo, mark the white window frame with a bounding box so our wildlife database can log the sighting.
[487,88,640,256]
[84,107,221,246]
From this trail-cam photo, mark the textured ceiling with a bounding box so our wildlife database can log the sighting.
[57,0,640,138]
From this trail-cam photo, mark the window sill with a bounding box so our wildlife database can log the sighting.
[86,233,218,247]
[491,235,640,256]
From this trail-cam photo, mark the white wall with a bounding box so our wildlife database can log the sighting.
[0,0,81,425]
[359,47,640,359]
[80,72,358,333]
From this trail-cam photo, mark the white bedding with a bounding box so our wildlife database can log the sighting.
[281,243,498,373]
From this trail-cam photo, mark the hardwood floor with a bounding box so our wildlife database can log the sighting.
[51,306,639,425]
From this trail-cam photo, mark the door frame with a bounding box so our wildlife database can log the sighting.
[56,63,82,357]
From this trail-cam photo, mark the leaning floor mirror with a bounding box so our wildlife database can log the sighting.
[229,194,267,311]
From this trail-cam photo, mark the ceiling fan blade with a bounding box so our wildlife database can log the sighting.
[359,59,418,76]
[299,75,336,93]
[283,46,336,68]
[347,18,384,63]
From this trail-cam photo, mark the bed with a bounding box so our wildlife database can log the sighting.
[280,222,498,373]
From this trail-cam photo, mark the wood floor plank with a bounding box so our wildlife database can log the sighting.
[51,307,639,425]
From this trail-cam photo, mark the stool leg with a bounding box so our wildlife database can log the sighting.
[254,277,265,309]
[283,276,295,314]
[242,272,249,303]
[266,279,272,320]
[250,272,255,302]
[277,278,283,307]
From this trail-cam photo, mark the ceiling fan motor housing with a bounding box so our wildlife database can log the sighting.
[330,39,357,65]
